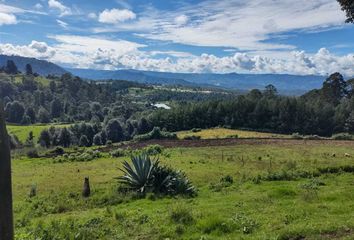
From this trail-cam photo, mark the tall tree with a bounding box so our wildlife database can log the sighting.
[337,0,354,23]
[25,64,33,75]
[321,72,348,105]
[4,60,18,74]
[0,101,14,240]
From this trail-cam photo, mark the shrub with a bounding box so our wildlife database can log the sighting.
[291,132,303,139]
[183,135,201,140]
[331,133,353,140]
[26,148,39,158]
[53,149,101,163]
[210,175,234,192]
[304,135,323,140]
[118,153,196,196]
[143,144,164,155]
[191,128,202,133]
[134,127,177,141]
[220,175,233,184]
[106,140,113,147]
[52,146,65,155]
[119,154,157,193]
[110,148,126,157]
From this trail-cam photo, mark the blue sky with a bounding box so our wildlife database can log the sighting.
[0,0,353,76]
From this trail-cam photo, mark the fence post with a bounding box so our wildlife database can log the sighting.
[0,101,14,240]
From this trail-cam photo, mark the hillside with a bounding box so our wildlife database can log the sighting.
[68,68,326,95]
[0,55,67,76]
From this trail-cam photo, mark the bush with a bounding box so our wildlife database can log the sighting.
[220,175,233,184]
[119,153,196,197]
[291,132,303,139]
[331,133,353,140]
[134,127,177,141]
[304,135,323,140]
[52,146,65,155]
[191,128,202,133]
[26,149,39,158]
[110,148,126,157]
[53,149,101,163]
[143,144,164,155]
[183,135,201,140]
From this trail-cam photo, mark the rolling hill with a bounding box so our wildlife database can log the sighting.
[0,55,67,76]
[0,54,329,94]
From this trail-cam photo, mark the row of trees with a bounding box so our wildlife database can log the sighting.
[150,73,354,136]
[0,60,35,75]
[37,118,152,148]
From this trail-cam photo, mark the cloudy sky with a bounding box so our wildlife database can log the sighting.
[0,0,353,76]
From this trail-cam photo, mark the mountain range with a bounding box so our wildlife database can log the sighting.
[0,54,329,95]
[68,68,325,95]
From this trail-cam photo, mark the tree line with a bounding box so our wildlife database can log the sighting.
[150,73,354,136]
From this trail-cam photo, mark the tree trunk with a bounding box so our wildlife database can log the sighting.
[0,101,14,240]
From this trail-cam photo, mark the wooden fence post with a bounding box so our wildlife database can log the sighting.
[0,101,14,240]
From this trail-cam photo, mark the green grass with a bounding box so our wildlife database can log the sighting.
[11,141,354,239]
[7,124,70,142]
[177,127,288,139]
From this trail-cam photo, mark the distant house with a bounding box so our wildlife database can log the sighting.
[152,103,171,110]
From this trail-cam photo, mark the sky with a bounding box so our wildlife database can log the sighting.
[0,0,354,76]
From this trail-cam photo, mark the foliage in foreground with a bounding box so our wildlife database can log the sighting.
[119,154,196,196]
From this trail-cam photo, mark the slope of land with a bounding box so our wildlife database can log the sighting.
[12,141,354,239]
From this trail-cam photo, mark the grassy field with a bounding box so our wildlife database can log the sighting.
[7,124,70,142]
[177,127,288,139]
[11,141,354,239]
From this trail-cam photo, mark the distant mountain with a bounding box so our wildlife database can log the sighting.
[0,55,67,76]
[68,68,326,95]
[67,68,202,87]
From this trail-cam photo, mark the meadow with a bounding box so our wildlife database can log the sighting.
[12,139,354,239]
[177,127,288,140]
[7,124,70,142]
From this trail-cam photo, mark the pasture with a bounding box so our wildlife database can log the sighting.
[7,123,70,142]
[12,139,354,239]
[177,127,288,140]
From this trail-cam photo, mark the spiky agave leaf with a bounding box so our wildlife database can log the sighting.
[118,154,158,193]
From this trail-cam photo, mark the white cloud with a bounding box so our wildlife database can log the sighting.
[96,0,346,52]
[0,41,56,59]
[149,51,195,58]
[88,12,97,19]
[48,0,71,16]
[1,37,353,76]
[174,15,188,25]
[56,19,68,28]
[0,12,17,25]
[34,3,43,9]
[98,8,136,24]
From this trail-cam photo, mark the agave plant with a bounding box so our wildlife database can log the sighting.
[119,154,158,193]
[152,165,196,196]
